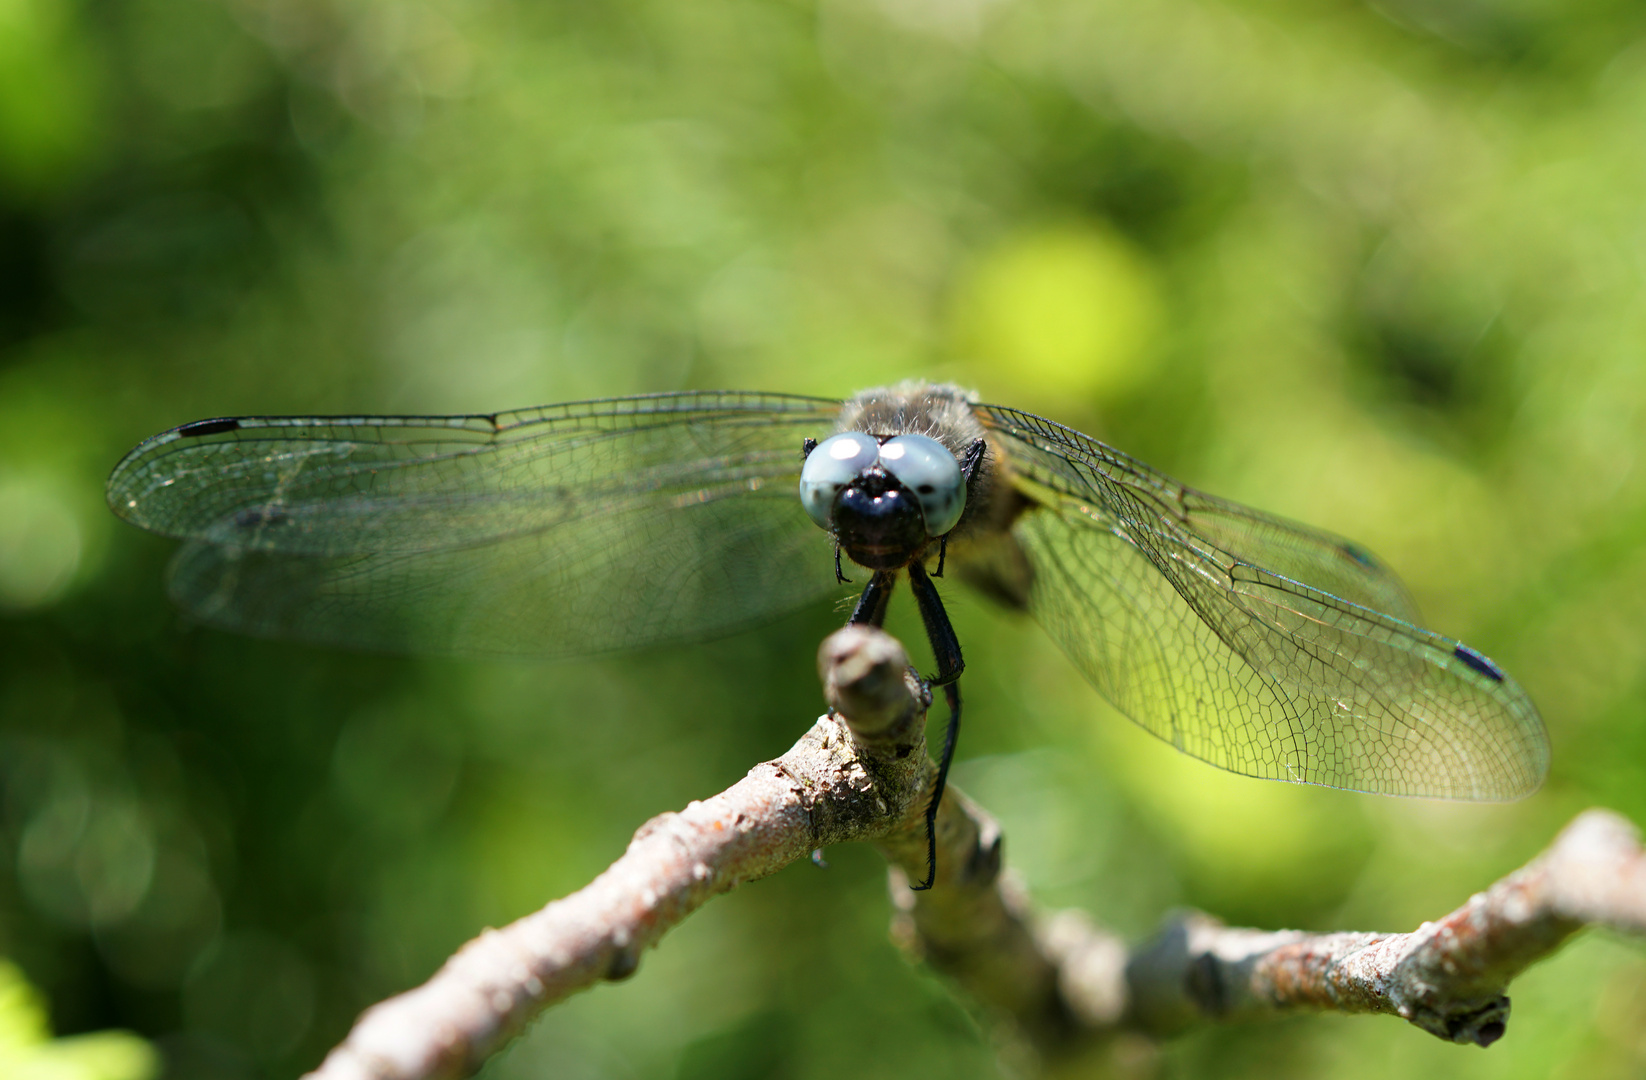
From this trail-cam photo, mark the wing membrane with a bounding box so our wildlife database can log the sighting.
[976,404,1548,800]
[108,392,847,656]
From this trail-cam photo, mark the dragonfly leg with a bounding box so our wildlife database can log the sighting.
[910,681,961,892]
[848,569,896,627]
[907,559,963,891]
[960,437,987,491]
[908,560,963,684]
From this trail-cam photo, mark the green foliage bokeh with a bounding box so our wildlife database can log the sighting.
[2,0,1645,1077]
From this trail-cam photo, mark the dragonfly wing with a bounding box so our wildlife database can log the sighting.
[1156,491,1422,625]
[976,405,1548,800]
[109,392,848,657]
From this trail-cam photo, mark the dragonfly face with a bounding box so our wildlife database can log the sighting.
[800,431,969,571]
[107,382,1551,816]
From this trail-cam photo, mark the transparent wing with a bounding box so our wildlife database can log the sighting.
[108,392,848,657]
[975,404,1549,800]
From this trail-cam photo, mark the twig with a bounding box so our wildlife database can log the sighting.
[304,626,936,1080]
[1106,807,1646,1044]
[304,626,1646,1079]
[895,803,1646,1054]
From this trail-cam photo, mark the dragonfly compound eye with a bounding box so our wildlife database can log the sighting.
[800,431,881,529]
[878,433,964,536]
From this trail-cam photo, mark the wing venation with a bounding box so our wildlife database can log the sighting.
[976,403,1548,800]
[108,392,847,656]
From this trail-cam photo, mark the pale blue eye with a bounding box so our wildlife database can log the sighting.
[799,432,880,529]
[879,434,964,536]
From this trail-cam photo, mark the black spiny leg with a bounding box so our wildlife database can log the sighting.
[906,559,964,891]
[959,437,988,496]
[848,569,896,628]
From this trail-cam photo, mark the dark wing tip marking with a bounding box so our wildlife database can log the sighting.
[1453,643,1506,682]
[178,418,242,437]
[1339,542,1378,568]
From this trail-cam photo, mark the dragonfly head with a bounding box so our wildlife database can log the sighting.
[801,431,965,569]
[832,476,929,570]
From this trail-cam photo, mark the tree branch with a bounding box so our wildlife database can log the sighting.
[1111,807,1646,1043]
[303,627,1646,1079]
[304,626,936,1080]
[891,801,1646,1055]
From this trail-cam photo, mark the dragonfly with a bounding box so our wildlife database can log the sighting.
[107,382,1549,889]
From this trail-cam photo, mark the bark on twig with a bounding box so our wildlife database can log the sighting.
[894,806,1646,1055]
[1099,808,1646,1045]
[304,627,1646,1079]
[305,626,935,1080]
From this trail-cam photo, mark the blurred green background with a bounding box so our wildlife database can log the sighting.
[3,0,1645,1077]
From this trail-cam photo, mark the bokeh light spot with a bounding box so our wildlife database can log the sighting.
[19,777,157,930]
[0,475,84,611]
[951,223,1164,404]
[0,0,101,194]
[0,960,158,1079]
[183,934,316,1063]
